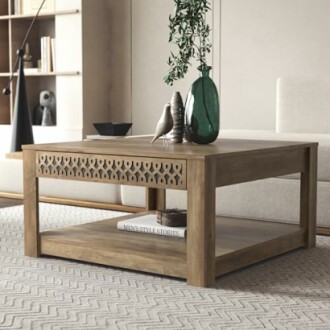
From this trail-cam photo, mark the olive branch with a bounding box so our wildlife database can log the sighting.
[164,0,212,86]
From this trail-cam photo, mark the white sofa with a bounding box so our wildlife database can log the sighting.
[122,76,330,230]
[1,76,330,230]
[122,130,330,229]
[0,157,122,206]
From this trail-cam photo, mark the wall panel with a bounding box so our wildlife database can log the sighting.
[220,0,330,130]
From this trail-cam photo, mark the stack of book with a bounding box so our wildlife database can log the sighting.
[117,214,187,238]
[40,36,55,72]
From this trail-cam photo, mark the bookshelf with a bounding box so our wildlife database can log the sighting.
[0,0,114,156]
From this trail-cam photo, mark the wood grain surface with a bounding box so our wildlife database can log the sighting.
[23,138,318,288]
[40,214,303,279]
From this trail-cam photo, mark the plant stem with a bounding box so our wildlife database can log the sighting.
[164,0,212,85]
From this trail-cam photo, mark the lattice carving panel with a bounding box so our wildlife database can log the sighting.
[36,152,187,189]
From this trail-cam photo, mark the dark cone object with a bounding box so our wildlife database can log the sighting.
[11,55,34,151]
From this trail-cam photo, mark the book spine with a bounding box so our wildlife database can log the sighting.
[41,37,46,72]
[46,36,51,72]
[41,36,51,72]
[50,38,56,72]
[14,0,21,14]
[117,222,186,238]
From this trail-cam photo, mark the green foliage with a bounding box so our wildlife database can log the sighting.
[164,0,212,86]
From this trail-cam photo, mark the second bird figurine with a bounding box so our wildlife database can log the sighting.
[151,103,174,143]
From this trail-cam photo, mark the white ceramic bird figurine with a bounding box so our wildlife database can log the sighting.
[151,103,174,144]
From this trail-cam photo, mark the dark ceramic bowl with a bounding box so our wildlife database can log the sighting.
[93,122,132,136]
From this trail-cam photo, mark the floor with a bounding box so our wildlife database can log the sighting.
[1,202,330,329]
[0,197,23,208]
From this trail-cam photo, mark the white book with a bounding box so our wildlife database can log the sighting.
[24,67,39,74]
[40,36,51,72]
[50,38,56,71]
[117,214,186,238]
[14,0,21,14]
[40,37,46,72]
[85,135,121,141]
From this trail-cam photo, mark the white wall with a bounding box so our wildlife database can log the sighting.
[220,0,330,130]
[106,0,132,124]
[131,0,220,135]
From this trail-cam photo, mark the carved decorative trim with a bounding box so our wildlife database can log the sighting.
[36,152,186,189]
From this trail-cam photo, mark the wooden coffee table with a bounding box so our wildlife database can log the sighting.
[23,137,317,287]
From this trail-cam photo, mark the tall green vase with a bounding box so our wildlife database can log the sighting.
[185,66,219,144]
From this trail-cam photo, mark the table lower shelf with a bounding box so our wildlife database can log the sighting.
[40,213,306,279]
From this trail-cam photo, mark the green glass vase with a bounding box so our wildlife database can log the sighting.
[185,66,219,144]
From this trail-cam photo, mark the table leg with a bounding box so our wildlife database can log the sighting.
[187,159,215,287]
[23,150,40,257]
[146,188,165,211]
[300,145,317,248]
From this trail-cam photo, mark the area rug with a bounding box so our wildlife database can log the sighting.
[0,204,330,330]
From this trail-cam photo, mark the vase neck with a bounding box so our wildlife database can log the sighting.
[198,66,212,78]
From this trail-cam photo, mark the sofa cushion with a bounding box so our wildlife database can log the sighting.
[276,76,330,134]
[219,130,330,182]
[121,178,330,228]
[121,181,299,223]
[0,158,23,194]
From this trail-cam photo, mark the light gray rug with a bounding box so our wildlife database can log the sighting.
[0,203,330,330]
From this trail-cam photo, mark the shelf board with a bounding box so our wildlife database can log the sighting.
[40,213,303,279]
[0,9,79,21]
[20,71,79,76]
[0,71,79,77]
[6,151,23,160]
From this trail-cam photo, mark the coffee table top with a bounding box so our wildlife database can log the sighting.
[22,136,317,160]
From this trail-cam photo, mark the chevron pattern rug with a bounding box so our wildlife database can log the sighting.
[0,203,330,330]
